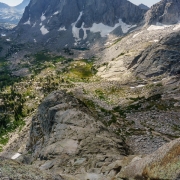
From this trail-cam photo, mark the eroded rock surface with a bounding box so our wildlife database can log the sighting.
[0,157,62,180]
[145,0,180,25]
[23,90,128,179]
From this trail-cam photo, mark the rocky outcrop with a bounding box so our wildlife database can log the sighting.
[23,91,128,179]
[145,0,180,25]
[116,138,180,180]
[0,157,62,180]
[129,30,180,78]
[15,0,145,47]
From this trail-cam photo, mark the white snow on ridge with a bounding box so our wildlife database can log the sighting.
[147,22,172,31]
[41,13,46,21]
[11,153,21,160]
[119,19,137,33]
[53,11,59,15]
[72,11,136,40]
[40,26,49,35]
[24,18,31,25]
[32,22,36,27]
[71,11,83,40]
[59,26,66,31]
[173,24,180,31]
[90,19,136,37]
[1,34,6,37]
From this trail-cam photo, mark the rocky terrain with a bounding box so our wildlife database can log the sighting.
[0,0,179,179]
[145,0,180,25]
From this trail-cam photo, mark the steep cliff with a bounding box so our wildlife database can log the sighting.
[15,0,146,47]
[145,0,180,25]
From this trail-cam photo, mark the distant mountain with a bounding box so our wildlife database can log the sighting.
[0,2,9,9]
[0,0,30,28]
[145,0,180,25]
[16,0,146,47]
[139,3,150,10]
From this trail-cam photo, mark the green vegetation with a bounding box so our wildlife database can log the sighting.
[113,94,175,118]
[0,51,99,150]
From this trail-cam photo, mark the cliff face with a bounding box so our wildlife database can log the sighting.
[15,0,146,47]
[145,0,180,25]
[24,91,128,179]
[129,30,180,77]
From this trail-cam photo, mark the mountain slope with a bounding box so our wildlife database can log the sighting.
[0,2,9,9]
[145,0,180,25]
[15,0,146,47]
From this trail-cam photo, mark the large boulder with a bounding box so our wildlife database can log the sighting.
[116,138,180,180]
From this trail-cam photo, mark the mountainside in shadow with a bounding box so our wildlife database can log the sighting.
[15,0,146,47]
[14,0,30,11]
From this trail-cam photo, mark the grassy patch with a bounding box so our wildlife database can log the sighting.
[65,59,97,81]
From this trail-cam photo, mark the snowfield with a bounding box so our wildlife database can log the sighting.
[71,11,136,40]
[40,25,49,35]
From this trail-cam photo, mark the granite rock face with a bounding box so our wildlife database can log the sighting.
[15,0,145,46]
[0,157,62,180]
[129,31,180,78]
[116,138,180,180]
[24,91,128,179]
[145,0,180,25]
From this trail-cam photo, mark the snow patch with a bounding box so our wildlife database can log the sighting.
[24,18,31,25]
[40,26,49,35]
[104,42,112,46]
[34,39,37,43]
[136,84,145,88]
[90,19,136,37]
[41,13,46,21]
[1,34,6,37]
[6,39,11,41]
[130,84,145,89]
[59,26,66,31]
[32,22,36,27]
[72,12,136,40]
[118,19,137,33]
[173,24,180,31]
[154,39,159,42]
[53,11,59,15]
[147,23,172,31]
[11,153,21,160]
[133,31,142,38]
[71,11,83,40]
